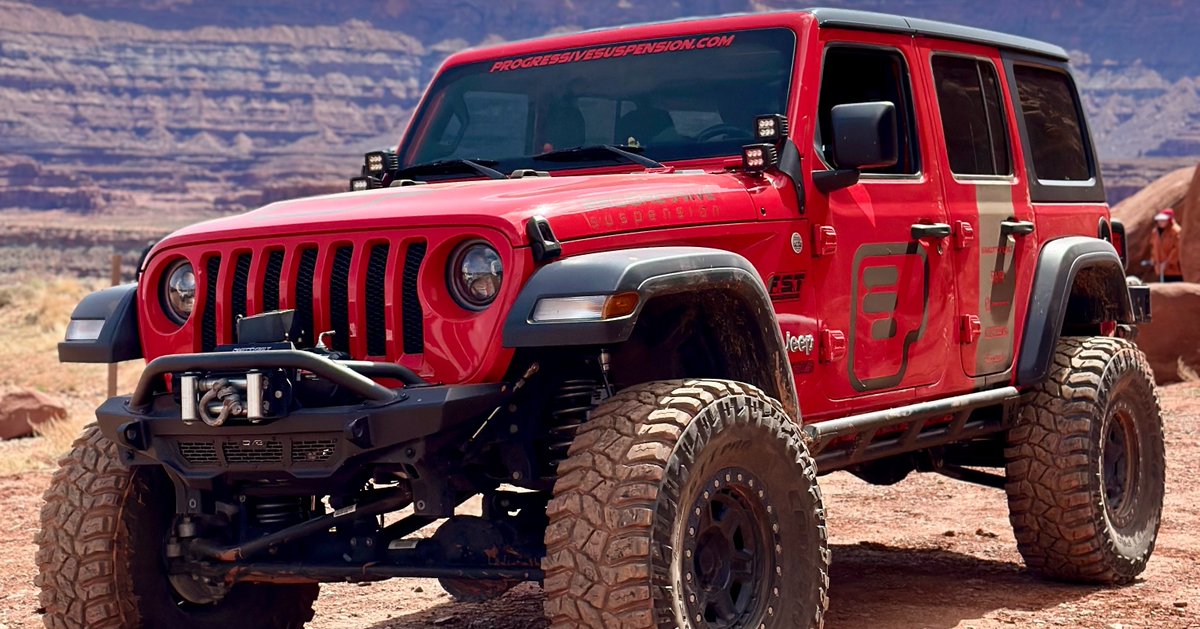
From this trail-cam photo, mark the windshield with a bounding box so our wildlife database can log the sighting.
[401,28,796,172]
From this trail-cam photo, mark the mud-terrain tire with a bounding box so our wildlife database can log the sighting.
[1005,337,1165,584]
[543,380,829,628]
[35,425,319,629]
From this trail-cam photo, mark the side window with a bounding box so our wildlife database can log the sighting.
[932,56,1012,176]
[1012,65,1090,181]
[818,46,920,175]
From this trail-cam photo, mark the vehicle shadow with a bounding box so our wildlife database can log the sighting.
[361,542,1101,628]
[825,542,1096,628]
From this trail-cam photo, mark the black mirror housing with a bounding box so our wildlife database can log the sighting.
[829,101,899,171]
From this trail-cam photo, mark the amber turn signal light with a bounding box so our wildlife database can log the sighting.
[602,292,639,319]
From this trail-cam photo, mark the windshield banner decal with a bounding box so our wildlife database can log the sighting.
[489,34,737,73]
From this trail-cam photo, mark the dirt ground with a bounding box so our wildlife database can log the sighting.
[1,384,1198,629]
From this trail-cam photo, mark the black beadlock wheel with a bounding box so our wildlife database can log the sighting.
[1005,336,1166,584]
[682,467,780,628]
[542,380,829,629]
[35,425,319,629]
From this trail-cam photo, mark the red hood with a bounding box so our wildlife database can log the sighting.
[154,171,758,253]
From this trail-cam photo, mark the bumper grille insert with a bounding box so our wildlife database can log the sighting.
[179,441,219,465]
[292,439,338,463]
[222,440,284,464]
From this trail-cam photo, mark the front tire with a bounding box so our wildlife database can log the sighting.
[1005,337,1165,584]
[35,425,319,629]
[542,380,829,628]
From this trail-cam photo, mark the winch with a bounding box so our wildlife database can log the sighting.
[180,371,269,426]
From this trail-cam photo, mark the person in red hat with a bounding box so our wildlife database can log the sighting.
[1151,207,1183,282]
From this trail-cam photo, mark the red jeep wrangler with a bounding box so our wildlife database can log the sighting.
[40,9,1160,629]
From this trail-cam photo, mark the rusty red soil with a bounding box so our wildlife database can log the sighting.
[2,383,1198,629]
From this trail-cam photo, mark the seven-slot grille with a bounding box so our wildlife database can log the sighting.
[196,241,427,358]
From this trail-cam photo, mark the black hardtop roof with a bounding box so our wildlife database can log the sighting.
[564,8,1069,62]
[807,8,1069,61]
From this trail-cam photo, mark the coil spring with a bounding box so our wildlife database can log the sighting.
[544,379,599,473]
[254,497,306,527]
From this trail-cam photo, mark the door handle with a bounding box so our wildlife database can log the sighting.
[910,223,952,240]
[1000,220,1036,236]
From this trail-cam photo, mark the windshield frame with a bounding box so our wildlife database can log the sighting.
[397,25,799,175]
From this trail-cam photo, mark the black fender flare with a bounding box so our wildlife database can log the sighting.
[502,246,798,418]
[58,283,143,364]
[1016,237,1133,385]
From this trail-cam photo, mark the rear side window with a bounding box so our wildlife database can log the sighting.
[1012,65,1090,181]
[932,56,1011,176]
[818,46,920,175]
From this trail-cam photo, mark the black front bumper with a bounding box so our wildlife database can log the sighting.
[98,350,506,487]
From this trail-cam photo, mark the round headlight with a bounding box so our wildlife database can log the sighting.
[161,260,196,324]
[448,241,503,310]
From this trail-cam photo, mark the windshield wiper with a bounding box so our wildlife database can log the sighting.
[395,158,508,181]
[533,144,664,169]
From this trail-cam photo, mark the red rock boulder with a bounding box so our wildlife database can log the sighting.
[1177,165,1200,282]
[1135,282,1200,385]
[0,388,67,440]
[1111,165,1195,281]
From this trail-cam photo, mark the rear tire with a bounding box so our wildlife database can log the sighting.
[1005,337,1165,584]
[36,425,319,629]
[542,380,829,628]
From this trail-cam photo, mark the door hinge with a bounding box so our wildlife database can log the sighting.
[813,224,837,257]
[954,221,975,249]
[819,328,847,362]
[960,314,982,345]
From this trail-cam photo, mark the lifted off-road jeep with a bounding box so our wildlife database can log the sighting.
[39,9,1161,629]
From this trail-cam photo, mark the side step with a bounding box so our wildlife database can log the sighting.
[805,386,1020,473]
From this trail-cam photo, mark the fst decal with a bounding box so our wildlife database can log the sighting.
[848,243,930,392]
[768,273,804,301]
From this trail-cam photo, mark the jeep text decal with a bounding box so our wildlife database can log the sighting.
[489,34,737,73]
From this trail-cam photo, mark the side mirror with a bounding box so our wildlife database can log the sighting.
[813,101,899,193]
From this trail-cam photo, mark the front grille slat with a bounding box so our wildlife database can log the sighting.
[262,250,284,311]
[293,248,318,347]
[402,242,427,355]
[365,244,390,356]
[329,246,353,353]
[231,253,252,340]
[201,256,221,351]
